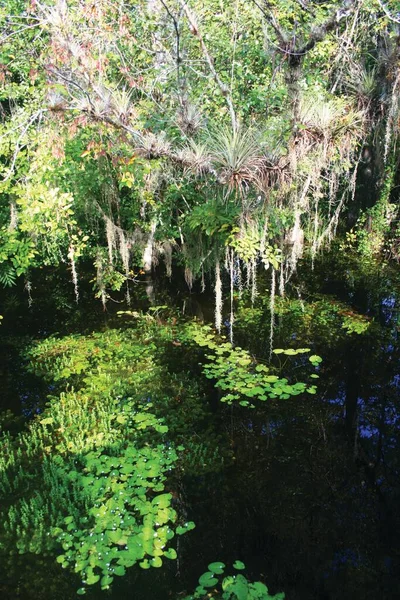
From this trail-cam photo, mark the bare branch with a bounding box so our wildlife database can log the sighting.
[294,0,316,16]
[250,0,288,45]
[0,23,40,43]
[177,0,237,130]
[158,0,183,89]
[253,0,357,63]
[46,68,95,111]
[295,1,357,58]
[376,0,400,24]
[1,110,44,183]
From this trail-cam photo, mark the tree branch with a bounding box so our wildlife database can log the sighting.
[158,0,183,89]
[177,0,237,130]
[258,1,288,45]
[295,1,357,58]
[376,0,400,24]
[253,0,357,63]
[1,110,44,183]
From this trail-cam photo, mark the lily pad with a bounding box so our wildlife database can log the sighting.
[164,548,177,560]
[199,571,218,588]
[100,575,113,588]
[208,561,226,574]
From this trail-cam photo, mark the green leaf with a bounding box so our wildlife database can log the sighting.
[86,573,100,585]
[208,561,225,574]
[199,572,218,588]
[107,529,127,545]
[176,521,195,535]
[251,581,269,594]
[64,516,74,525]
[222,575,235,590]
[151,556,163,568]
[195,586,207,596]
[233,560,246,570]
[306,386,317,395]
[100,575,113,588]
[230,578,249,600]
[309,355,322,364]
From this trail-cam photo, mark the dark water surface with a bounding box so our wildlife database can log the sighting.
[1,261,400,600]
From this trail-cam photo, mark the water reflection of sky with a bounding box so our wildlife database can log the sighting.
[323,391,400,460]
[391,374,400,388]
[381,294,397,325]
[326,386,345,407]
[331,548,363,571]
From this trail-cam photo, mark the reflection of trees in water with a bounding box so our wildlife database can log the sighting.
[212,260,400,599]
[2,255,400,599]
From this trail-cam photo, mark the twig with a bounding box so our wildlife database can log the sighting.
[252,0,357,62]
[178,0,237,130]
[250,0,288,45]
[159,0,183,89]
[376,0,400,24]
[2,110,44,183]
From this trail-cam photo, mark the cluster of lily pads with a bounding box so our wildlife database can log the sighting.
[184,560,284,599]
[0,326,194,594]
[0,317,318,595]
[186,325,322,407]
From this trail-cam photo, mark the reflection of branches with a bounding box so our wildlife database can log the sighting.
[177,0,237,130]
[2,110,44,183]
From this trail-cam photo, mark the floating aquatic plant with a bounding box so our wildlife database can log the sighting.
[0,325,199,594]
[185,324,321,407]
[183,560,284,599]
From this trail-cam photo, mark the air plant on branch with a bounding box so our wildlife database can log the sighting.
[207,125,265,193]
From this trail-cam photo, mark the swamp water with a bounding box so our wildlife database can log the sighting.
[1,258,400,600]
